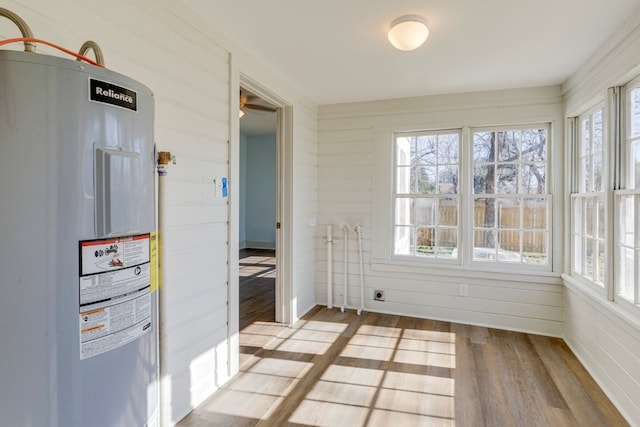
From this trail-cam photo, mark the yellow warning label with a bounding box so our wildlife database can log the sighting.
[150,231,158,293]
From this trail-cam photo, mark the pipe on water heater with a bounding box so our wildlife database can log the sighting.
[0,8,36,52]
[77,40,105,66]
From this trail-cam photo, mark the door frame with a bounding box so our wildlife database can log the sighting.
[228,70,293,376]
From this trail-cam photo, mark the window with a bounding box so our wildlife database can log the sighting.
[392,125,551,269]
[572,107,606,286]
[568,84,640,313]
[472,127,549,265]
[615,83,640,305]
[394,130,460,259]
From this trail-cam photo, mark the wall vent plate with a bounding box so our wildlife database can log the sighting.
[374,290,385,301]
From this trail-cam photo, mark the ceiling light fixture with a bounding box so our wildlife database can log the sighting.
[239,109,245,118]
[387,15,429,51]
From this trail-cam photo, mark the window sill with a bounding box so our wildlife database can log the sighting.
[371,258,562,285]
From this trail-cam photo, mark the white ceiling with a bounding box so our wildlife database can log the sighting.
[240,107,277,137]
[184,0,640,105]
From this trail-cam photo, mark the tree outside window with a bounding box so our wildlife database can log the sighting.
[472,127,549,265]
[395,131,460,259]
[393,125,551,268]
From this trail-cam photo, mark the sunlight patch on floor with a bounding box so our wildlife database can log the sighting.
[289,318,457,426]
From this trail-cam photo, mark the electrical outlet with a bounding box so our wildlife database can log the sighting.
[459,283,469,297]
[374,290,385,301]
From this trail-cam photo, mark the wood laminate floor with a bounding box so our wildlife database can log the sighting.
[178,304,628,427]
[238,249,287,368]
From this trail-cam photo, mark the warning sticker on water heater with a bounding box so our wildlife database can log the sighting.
[79,234,152,360]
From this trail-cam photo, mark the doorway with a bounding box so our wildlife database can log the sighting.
[237,87,283,367]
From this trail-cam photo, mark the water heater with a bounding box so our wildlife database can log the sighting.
[0,50,158,426]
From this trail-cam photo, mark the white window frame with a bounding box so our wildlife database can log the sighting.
[390,123,553,273]
[392,129,461,262]
[570,105,607,292]
[614,78,640,309]
[469,124,552,271]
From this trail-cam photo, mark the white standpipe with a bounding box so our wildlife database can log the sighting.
[156,151,173,427]
[326,225,333,309]
[340,223,349,313]
[355,225,365,315]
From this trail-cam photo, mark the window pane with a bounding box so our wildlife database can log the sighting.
[395,198,413,226]
[597,242,605,285]
[573,234,582,273]
[439,198,458,226]
[597,197,605,239]
[438,134,459,164]
[474,229,496,251]
[498,230,520,255]
[593,111,603,152]
[522,129,547,162]
[394,226,412,256]
[474,165,493,194]
[522,163,546,194]
[523,199,546,230]
[585,198,594,237]
[437,228,457,258]
[593,153,603,192]
[573,107,605,285]
[633,139,640,189]
[473,132,495,162]
[438,165,458,194]
[473,126,549,267]
[415,198,436,226]
[585,239,594,278]
[414,166,436,193]
[619,196,635,246]
[474,198,495,228]
[523,232,547,264]
[396,137,412,166]
[416,228,435,258]
[572,198,582,234]
[582,156,592,193]
[396,166,411,193]
[394,130,462,262]
[415,135,437,165]
[496,164,518,194]
[618,248,635,301]
[497,198,520,228]
[497,130,520,162]
[631,87,640,138]
[582,118,591,156]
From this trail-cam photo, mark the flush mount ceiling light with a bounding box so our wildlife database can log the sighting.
[387,15,429,51]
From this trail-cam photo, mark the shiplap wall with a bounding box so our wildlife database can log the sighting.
[292,102,319,319]
[317,86,566,337]
[562,8,640,425]
[1,1,318,425]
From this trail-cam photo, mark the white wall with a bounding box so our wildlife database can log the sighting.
[0,1,318,425]
[562,8,640,425]
[317,86,566,337]
[239,134,247,244]
[291,103,319,319]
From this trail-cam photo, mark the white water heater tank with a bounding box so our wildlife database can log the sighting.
[0,50,158,426]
